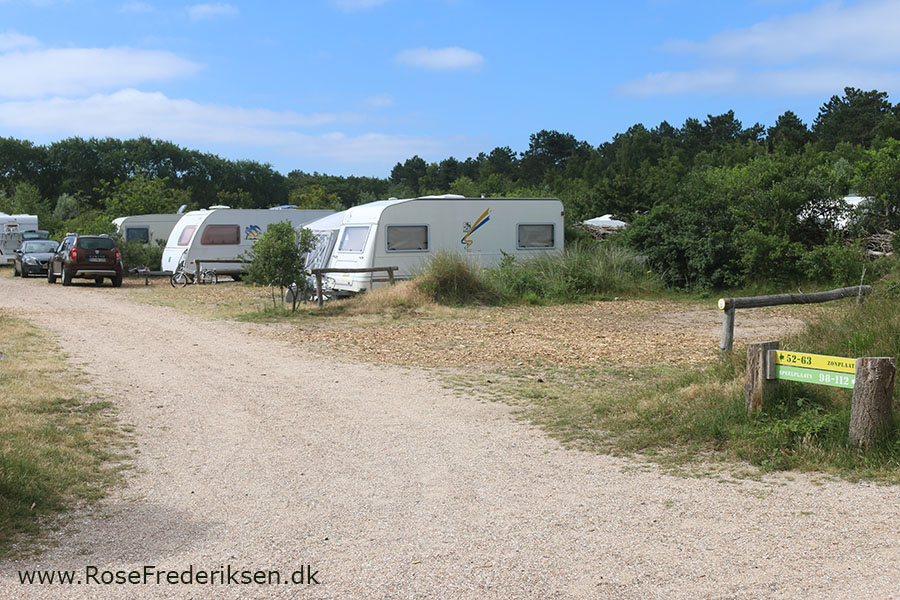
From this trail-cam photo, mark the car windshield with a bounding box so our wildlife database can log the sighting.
[76,237,115,250]
[23,241,57,253]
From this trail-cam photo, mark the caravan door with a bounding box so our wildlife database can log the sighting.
[329,224,374,293]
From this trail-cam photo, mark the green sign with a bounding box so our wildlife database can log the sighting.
[775,365,855,389]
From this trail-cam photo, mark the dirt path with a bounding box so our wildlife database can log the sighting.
[1,275,899,599]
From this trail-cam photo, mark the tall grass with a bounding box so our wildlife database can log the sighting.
[415,252,497,305]
[416,241,663,306]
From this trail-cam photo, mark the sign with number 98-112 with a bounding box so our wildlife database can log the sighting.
[771,350,857,389]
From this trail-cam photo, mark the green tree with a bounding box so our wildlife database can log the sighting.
[289,184,343,210]
[853,138,900,231]
[812,87,891,149]
[243,221,317,311]
[448,176,479,197]
[98,172,190,217]
[390,156,427,196]
[767,111,811,154]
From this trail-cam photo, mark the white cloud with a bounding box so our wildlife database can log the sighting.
[624,0,900,97]
[0,48,201,98]
[0,89,450,166]
[619,69,739,96]
[0,89,351,136]
[187,2,238,21]
[395,46,484,71]
[663,0,900,64]
[0,31,39,52]
[364,93,394,108]
[332,0,390,12]
[619,66,900,97]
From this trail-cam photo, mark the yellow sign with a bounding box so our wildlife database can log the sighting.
[717,298,726,310]
[774,350,856,374]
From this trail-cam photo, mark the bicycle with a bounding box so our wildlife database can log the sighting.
[306,273,335,303]
[170,253,218,287]
[198,267,218,285]
[170,253,191,288]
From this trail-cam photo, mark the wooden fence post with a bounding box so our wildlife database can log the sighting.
[315,272,324,307]
[745,340,779,413]
[720,305,735,352]
[849,357,896,448]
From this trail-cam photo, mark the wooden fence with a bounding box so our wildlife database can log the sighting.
[307,266,399,307]
[719,285,873,352]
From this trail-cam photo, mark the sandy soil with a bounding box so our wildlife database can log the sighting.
[1,274,898,599]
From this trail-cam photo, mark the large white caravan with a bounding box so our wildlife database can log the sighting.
[0,213,39,264]
[162,207,335,275]
[314,196,564,294]
[112,213,185,245]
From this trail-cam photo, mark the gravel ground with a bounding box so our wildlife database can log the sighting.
[282,300,807,368]
[1,274,899,599]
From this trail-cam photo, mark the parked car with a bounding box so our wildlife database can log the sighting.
[47,233,124,287]
[22,229,50,241]
[13,239,58,277]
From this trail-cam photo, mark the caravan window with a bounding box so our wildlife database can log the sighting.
[177,225,197,246]
[386,225,428,252]
[201,225,240,245]
[338,226,369,253]
[517,224,555,248]
[125,227,150,243]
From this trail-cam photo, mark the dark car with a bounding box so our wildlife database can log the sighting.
[47,233,124,287]
[13,239,59,277]
[22,229,50,241]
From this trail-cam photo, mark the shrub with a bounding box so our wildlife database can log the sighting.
[416,252,498,305]
[492,240,663,303]
[116,238,165,271]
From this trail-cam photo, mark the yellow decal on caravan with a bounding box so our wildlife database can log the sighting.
[460,209,490,250]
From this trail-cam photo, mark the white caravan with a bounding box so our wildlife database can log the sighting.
[316,196,564,294]
[0,213,39,264]
[112,213,185,245]
[162,207,335,275]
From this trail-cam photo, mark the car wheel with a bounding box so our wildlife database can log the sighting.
[47,267,57,284]
[21,267,29,277]
[111,274,122,288]
[62,267,72,286]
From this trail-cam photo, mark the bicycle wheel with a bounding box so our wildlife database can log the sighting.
[170,271,189,288]
[201,269,217,285]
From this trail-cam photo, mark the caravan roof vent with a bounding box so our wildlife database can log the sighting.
[208,205,231,210]
[269,205,298,210]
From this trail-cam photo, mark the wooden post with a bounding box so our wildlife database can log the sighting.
[387,267,395,285]
[195,260,201,284]
[720,306,736,352]
[849,357,896,448]
[315,272,323,307]
[745,340,780,413]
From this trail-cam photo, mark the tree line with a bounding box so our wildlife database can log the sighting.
[2,87,899,289]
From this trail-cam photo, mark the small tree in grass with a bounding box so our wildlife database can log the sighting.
[243,221,317,311]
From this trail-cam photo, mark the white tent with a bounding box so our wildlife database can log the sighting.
[582,214,627,228]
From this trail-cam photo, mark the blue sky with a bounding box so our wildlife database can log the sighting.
[1,0,898,177]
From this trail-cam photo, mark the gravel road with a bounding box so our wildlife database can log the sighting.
[1,275,899,599]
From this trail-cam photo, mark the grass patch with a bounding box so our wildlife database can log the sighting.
[468,292,900,482]
[0,313,127,556]
[415,241,665,306]
[489,240,664,304]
